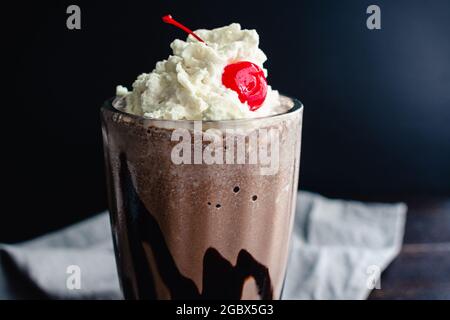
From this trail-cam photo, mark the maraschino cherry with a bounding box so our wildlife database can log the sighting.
[222,61,267,111]
[162,15,267,111]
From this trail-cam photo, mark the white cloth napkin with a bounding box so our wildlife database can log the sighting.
[0,191,406,300]
[283,192,406,299]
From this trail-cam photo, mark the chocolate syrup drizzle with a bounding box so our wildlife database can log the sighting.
[117,154,273,300]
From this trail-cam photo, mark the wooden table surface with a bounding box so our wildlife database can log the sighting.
[368,198,450,300]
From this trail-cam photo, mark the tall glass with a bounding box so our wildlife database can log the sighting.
[101,96,303,299]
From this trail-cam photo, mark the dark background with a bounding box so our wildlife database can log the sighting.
[1,0,449,242]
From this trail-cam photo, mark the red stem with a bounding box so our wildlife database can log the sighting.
[162,15,205,43]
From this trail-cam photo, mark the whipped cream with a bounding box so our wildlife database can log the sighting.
[116,23,286,121]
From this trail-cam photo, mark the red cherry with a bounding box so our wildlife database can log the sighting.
[222,61,268,111]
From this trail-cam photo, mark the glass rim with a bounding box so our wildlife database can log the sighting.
[102,94,303,124]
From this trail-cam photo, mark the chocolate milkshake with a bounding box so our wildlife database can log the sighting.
[101,19,303,300]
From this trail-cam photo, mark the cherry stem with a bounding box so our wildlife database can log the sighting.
[162,14,205,43]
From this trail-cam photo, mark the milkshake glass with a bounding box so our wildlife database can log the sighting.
[101,95,303,299]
